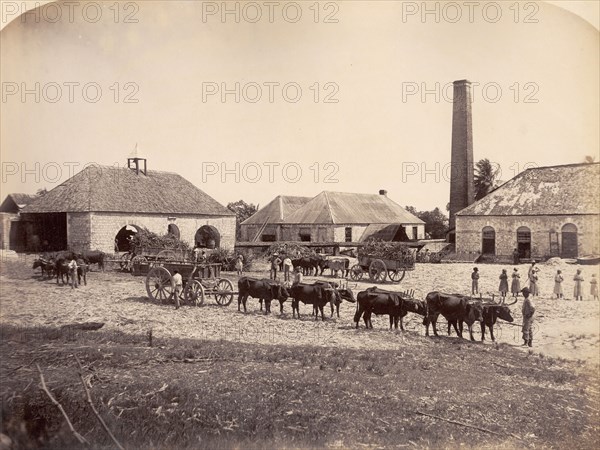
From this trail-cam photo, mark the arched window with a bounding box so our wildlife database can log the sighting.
[195,225,221,249]
[167,224,180,239]
[516,226,531,259]
[561,223,578,258]
[481,226,495,255]
[115,225,140,252]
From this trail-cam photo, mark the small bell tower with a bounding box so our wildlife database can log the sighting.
[127,143,147,175]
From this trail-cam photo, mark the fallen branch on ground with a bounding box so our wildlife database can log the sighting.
[36,364,89,446]
[75,356,125,450]
[415,410,521,440]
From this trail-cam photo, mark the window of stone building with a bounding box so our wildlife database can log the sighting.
[345,227,352,242]
[299,228,312,242]
[167,224,180,239]
[482,226,495,254]
[561,223,578,258]
[517,226,531,259]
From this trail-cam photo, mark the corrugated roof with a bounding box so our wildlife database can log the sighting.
[282,191,424,225]
[21,165,234,216]
[457,163,600,216]
[241,195,312,225]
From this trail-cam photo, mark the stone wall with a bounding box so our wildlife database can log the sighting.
[88,212,236,253]
[67,212,91,252]
[456,215,600,258]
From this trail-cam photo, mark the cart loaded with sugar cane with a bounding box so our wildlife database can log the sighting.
[145,261,235,306]
[349,240,416,283]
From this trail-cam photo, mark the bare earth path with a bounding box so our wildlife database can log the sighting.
[1,256,598,365]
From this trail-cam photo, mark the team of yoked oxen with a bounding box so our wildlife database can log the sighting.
[32,251,515,342]
[236,272,516,342]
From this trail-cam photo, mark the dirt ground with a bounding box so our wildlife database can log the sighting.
[1,254,598,365]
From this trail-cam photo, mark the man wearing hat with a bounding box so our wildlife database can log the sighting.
[521,287,535,347]
[270,253,281,280]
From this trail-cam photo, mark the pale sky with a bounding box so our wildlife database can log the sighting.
[1,1,598,212]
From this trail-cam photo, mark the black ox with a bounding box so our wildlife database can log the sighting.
[447,299,516,341]
[354,287,426,330]
[237,277,290,314]
[290,282,354,320]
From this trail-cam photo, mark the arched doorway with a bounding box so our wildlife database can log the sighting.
[167,224,180,239]
[561,223,578,258]
[195,225,220,249]
[481,226,495,255]
[517,226,531,259]
[115,225,140,252]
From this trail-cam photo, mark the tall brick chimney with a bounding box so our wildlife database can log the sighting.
[448,79,474,235]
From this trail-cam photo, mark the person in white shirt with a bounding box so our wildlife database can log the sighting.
[172,270,183,309]
[68,258,78,289]
[283,255,293,282]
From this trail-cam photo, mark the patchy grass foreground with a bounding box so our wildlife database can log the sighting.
[1,325,598,449]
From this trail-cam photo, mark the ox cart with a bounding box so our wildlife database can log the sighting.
[349,254,415,283]
[120,247,188,271]
[145,262,235,306]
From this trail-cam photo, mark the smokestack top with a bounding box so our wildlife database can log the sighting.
[453,79,471,85]
[379,189,388,196]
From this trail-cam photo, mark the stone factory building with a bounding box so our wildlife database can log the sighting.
[20,159,236,253]
[455,163,600,260]
[241,190,425,243]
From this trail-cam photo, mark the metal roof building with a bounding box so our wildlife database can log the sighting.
[240,190,424,243]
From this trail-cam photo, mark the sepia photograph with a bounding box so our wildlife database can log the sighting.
[0,1,599,448]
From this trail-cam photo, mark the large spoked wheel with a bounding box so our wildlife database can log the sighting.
[146,266,174,303]
[184,280,205,306]
[349,264,364,281]
[120,252,133,271]
[214,279,234,306]
[130,256,148,276]
[157,249,178,261]
[388,269,406,283]
[369,259,387,283]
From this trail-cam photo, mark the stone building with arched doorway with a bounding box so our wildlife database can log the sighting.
[455,163,599,261]
[20,161,236,253]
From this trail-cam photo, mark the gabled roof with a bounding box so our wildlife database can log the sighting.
[241,195,312,225]
[0,193,37,213]
[457,162,600,216]
[282,191,424,225]
[21,165,234,216]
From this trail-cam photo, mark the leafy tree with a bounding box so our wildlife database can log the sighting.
[227,200,258,239]
[474,158,500,200]
[405,206,449,239]
[584,155,597,163]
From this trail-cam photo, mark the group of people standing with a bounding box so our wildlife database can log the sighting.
[269,253,302,285]
[471,262,598,301]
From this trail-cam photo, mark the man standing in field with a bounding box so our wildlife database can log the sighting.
[172,270,183,309]
[521,287,535,347]
[68,257,78,289]
[270,253,281,280]
[471,267,479,295]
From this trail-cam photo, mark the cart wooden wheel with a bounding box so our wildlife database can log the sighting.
[349,264,364,281]
[388,269,406,283]
[369,259,388,282]
[130,256,147,276]
[146,266,174,303]
[157,249,177,261]
[120,252,132,271]
[214,278,234,306]
[184,280,205,306]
